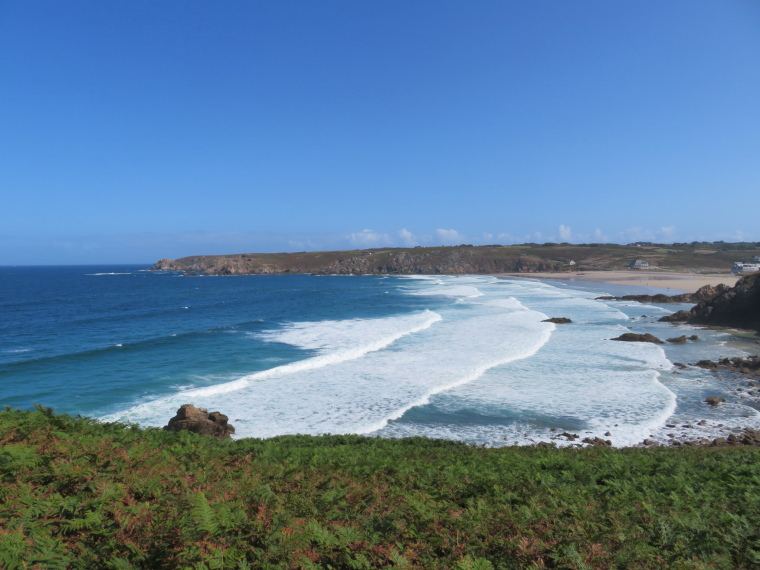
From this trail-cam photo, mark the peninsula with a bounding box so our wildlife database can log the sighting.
[152,241,760,277]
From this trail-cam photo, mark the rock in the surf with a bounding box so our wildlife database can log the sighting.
[610,333,664,344]
[164,404,235,440]
[667,335,688,343]
[542,317,572,324]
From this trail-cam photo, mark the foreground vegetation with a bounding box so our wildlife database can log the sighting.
[1,408,759,568]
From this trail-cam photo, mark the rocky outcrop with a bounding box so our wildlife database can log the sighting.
[542,317,572,324]
[611,333,664,344]
[705,396,726,406]
[596,284,731,304]
[164,404,235,440]
[688,273,760,331]
[151,257,282,275]
[666,335,699,344]
[582,437,612,447]
[658,310,692,323]
[153,259,176,270]
[694,356,760,377]
[656,274,760,332]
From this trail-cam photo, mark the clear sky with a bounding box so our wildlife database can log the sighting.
[2,1,759,264]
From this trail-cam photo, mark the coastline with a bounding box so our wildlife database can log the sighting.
[498,270,740,294]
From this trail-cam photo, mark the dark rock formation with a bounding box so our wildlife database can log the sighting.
[688,273,760,331]
[656,428,760,448]
[666,335,699,344]
[542,317,572,324]
[596,284,731,304]
[164,404,235,440]
[659,310,692,323]
[705,396,726,406]
[582,437,612,447]
[655,274,760,332]
[611,333,664,344]
[694,356,760,378]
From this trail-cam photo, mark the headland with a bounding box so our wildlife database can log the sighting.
[152,241,760,280]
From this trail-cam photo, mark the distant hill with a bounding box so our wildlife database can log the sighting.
[152,242,760,276]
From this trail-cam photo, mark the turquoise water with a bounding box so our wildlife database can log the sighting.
[1,266,757,446]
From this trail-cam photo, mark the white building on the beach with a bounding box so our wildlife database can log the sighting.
[731,262,760,274]
[628,259,649,269]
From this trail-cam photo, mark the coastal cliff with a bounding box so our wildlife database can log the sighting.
[688,272,760,331]
[152,246,568,275]
[654,272,760,332]
[153,242,760,276]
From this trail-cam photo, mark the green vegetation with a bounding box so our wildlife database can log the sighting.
[2,407,760,568]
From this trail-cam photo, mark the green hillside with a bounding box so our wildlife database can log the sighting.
[152,242,760,275]
[2,408,759,568]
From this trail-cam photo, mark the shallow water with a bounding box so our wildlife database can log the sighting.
[1,266,757,446]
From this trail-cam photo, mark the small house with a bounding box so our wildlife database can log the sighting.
[628,260,649,269]
[732,262,760,274]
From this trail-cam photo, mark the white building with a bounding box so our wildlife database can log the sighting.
[628,259,649,269]
[732,262,760,274]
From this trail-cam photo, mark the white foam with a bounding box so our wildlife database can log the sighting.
[100,310,444,424]
[409,285,483,298]
[373,277,679,447]
[100,275,737,447]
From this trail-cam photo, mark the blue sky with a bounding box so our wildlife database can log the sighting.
[2,1,759,264]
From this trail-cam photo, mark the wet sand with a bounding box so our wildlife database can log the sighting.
[499,270,740,294]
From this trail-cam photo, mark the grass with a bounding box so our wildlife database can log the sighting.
[1,407,759,568]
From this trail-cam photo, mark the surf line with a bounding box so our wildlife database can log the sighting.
[100,310,443,421]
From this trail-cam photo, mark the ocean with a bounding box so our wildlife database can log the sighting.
[1,265,758,447]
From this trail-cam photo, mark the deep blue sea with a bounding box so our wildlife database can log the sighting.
[1,265,758,446]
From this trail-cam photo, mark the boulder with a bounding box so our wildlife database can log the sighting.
[658,310,692,323]
[611,333,664,344]
[542,317,572,324]
[667,335,687,344]
[164,404,235,440]
[705,396,726,406]
[582,437,612,447]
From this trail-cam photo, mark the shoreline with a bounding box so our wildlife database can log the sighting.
[498,270,740,294]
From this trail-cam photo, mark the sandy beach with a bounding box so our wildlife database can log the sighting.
[500,270,740,293]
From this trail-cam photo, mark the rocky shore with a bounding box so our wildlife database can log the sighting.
[596,283,730,304]
[653,273,760,332]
